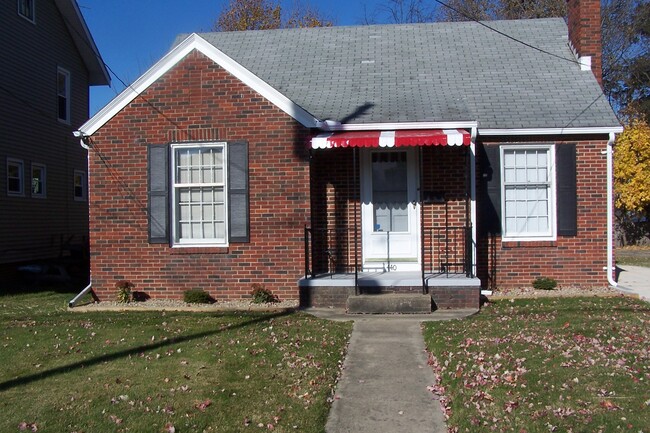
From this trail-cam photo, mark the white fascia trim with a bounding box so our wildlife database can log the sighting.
[480,127,623,136]
[320,121,478,131]
[78,33,320,136]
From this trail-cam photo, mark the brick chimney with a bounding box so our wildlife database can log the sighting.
[567,0,602,86]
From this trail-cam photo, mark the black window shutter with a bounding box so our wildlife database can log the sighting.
[228,141,249,243]
[556,143,577,236]
[148,144,170,244]
[482,144,502,235]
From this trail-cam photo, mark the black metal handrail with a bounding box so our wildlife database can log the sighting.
[424,225,473,277]
[304,227,357,278]
[305,224,473,279]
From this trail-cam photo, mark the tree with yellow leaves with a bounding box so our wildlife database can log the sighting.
[614,118,650,244]
[214,0,332,32]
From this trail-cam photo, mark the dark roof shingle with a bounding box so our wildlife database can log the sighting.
[181,18,619,129]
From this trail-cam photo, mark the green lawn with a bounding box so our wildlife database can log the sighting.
[617,247,650,268]
[424,296,650,433]
[0,290,351,433]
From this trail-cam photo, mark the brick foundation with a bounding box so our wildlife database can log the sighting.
[299,285,479,310]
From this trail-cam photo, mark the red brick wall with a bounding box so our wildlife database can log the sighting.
[477,137,611,289]
[310,148,359,273]
[88,50,310,301]
[420,146,469,272]
[567,0,602,86]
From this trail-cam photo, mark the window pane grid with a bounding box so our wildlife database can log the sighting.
[7,160,23,195]
[176,187,225,241]
[173,145,227,244]
[175,148,224,186]
[502,148,552,238]
[31,164,45,197]
[372,151,409,232]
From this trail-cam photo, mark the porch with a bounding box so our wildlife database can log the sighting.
[303,131,479,312]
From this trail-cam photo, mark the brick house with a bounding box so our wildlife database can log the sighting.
[70,0,621,310]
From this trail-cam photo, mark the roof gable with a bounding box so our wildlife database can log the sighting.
[78,33,320,135]
[54,0,109,86]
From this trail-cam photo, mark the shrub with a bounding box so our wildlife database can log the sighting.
[183,289,214,304]
[115,280,134,303]
[132,291,150,302]
[532,276,557,290]
[250,284,278,304]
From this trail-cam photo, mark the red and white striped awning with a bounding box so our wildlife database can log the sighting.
[311,129,471,149]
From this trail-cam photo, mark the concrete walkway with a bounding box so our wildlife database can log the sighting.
[307,309,476,433]
[616,265,650,302]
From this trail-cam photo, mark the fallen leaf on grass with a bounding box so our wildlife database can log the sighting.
[195,399,212,411]
[18,422,38,432]
[600,400,621,411]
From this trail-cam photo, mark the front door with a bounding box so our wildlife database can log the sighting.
[361,149,420,271]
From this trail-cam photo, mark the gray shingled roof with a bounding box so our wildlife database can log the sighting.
[180,18,619,129]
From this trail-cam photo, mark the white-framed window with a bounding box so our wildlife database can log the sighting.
[31,163,46,198]
[171,143,228,246]
[73,170,87,201]
[501,145,556,240]
[7,158,24,196]
[18,0,35,22]
[57,67,70,123]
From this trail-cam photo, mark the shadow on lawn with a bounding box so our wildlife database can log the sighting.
[0,258,89,297]
[0,310,292,392]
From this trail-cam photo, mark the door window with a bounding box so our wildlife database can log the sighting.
[372,151,408,232]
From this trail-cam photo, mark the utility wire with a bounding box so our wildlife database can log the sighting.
[432,0,582,66]
[86,137,151,219]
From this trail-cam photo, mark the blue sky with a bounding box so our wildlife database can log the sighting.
[79,0,393,115]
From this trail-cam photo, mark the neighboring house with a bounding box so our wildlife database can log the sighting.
[0,0,109,266]
[71,0,621,310]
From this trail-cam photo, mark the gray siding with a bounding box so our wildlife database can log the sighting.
[0,0,91,264]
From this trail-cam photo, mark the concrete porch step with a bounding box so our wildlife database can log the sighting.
[346,293,432,314]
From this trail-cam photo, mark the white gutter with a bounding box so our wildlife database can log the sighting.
[480,126,623,136]
[69,131,93,308]
[606,132,617,287]
[470,127,478,279]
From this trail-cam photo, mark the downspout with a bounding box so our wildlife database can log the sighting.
[606,132,617,287]
[470,127,477,278]
[69,131,93,308]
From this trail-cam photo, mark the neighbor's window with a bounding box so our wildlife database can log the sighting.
[57,68,70,123]
[18,0,35,22]
[7,158,24,196]
[172,143,227,245]
[31,163,46,198]
[73,170,87,201]
[501,145,555,240]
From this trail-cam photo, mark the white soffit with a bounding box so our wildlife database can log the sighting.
[78,33,321,136]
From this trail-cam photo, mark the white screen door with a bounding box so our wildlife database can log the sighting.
[361,149,420,271]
